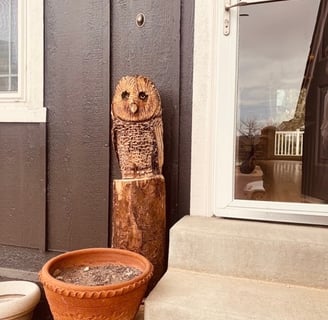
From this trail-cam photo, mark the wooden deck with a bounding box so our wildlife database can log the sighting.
[236,160,326,203]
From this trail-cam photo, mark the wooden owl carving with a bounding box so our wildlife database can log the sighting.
[111,75,164,179]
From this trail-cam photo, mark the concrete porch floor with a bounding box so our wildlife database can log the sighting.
[136,305,144,320]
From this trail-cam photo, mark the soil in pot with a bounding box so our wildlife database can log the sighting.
[52,264,142,286]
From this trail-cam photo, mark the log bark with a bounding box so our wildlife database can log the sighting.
[112,175,166,290]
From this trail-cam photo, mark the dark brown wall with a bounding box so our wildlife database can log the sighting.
[0,0,193,252]
[45,0,110,251]
[0,123,46,249]
[178,1,194,220]
[110,0,194,228]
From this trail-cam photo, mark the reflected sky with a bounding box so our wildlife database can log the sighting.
[0,0,18,91]
[237,0,321,127]
[0,0,17,41]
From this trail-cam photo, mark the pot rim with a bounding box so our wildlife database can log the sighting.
[39,248,153,297]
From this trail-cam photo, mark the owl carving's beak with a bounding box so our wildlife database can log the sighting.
[129,103,138,114]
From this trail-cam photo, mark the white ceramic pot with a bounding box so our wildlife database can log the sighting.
[0,281,41,320]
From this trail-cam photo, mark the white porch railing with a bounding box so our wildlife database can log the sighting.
[275,130,304,156]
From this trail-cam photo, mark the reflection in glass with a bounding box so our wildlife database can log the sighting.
[321,91,328,158]
[235,0,321,202]
[0,0,18,92]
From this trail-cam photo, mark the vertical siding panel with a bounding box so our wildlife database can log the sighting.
[45,0,110,251]
[178,0,194,222]
[0,124,46,249]
[110,0,182,228]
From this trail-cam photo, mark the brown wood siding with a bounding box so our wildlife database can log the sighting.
[44,0,110,251]
[0,0,193,251]
[110,0,193,228]
[178,1,194,221]
[0,123,46,249]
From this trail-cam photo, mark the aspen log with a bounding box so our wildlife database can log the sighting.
[112,175,166,290]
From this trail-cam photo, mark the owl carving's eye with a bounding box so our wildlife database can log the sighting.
[121,91,130,100]
[138,91,148,101]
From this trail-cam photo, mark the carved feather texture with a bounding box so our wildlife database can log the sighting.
[111,76,164,179]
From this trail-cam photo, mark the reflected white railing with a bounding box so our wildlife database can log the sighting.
[275,129,304,156]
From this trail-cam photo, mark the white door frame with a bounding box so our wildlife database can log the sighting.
[190,0,328,225]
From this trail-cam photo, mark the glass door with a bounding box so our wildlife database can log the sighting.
[235,0,324,203]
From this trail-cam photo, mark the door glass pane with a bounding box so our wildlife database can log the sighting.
[0,0,18,92]
[235,0,322,202]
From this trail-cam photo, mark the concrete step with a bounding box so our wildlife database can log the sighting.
[145,268,328,320]
[168,216,328,288]
[144,216,328,319]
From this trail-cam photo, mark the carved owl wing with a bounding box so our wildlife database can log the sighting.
[154,116,164,174]
[111,111,120,169]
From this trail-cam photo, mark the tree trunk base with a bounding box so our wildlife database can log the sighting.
[112,175,166,290]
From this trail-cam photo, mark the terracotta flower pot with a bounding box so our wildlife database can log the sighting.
[39,248,153,320]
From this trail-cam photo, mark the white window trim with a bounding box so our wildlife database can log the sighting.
[191,0,328,225]
[0,0,45,122]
